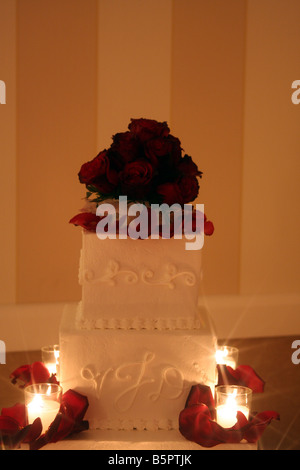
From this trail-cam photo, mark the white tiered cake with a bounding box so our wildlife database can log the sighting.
[59,231,217,430]
[60,117,217,435]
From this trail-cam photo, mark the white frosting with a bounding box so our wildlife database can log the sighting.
[76,301,204,330]
[78,232,203,330]
[40,429,258,450]
[60,304,217,430]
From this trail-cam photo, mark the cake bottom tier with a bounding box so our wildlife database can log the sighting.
[59,304,217,431]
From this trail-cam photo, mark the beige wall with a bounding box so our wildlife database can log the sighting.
[171,0,247,295]
[97,0,172,148]
[240,0,300,295]
[0,0,299,307]
[0,0,17,303]
[16,0,98,302]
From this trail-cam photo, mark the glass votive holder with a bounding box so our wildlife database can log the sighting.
[215,385,252,428]
[25,383,62,434]
[41,344,60,378]
[215,345,239,369]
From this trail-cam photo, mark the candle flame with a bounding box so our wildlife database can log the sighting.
[227,388,237,404]
[215,347,228,364]
[224,389,238,419]
[28,394,44,412]
[54,349,60,365]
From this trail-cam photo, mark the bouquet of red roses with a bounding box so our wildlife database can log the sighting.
[70,118,214,235]
[78,118,202,206]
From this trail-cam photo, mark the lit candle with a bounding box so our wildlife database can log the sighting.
[215,346,239,369]
[41,345,60,378]
[25,383,62,434]
[215,385,252,428]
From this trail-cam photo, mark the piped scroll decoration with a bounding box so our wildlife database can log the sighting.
[83,260,196,289]
[141,263,196,290]
[83,260,138,286]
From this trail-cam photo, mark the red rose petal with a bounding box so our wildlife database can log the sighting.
[1,403,27,428]
[10,362,50,388]
[10,364,31,387]
[23,418,43,443]
[235,365,265,393]
[185,384,216,420]
[179,383,279,448]
[36,390,89,446]
[204,219,214,236]
[30,361,51,385]
[61,389,89,424]
[217,364,265,394]
[243,411,280,443]
[0,415,21,435]
[69,212,100,232]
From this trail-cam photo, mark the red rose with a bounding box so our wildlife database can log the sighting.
[145,137,173,165]
[111,131,141,164]
[157,182,184,205]
[178,175,199,203]
[178,154,203,177]
[78,150,118,194]
[145,134,182,169]
[120,160,153,199]
[78,150,108,185]
[128,118,170,142]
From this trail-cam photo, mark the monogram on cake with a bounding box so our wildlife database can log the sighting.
[60,118,216,432]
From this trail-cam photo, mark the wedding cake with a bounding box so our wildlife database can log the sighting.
[59,118,216,430]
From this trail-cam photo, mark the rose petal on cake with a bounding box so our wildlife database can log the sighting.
[204,219,214,236]
[69,212,100,232]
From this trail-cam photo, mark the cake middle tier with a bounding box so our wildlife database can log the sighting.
[79,232,203,329]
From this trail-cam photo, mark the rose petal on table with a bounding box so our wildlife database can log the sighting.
[185,384,216,420]
[1,403,27,428]
[243,411,280,443]
[10,362,50,388]
[217,364,265,393]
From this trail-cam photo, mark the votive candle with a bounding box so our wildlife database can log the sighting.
[41,345,60,378]
[215,346,239,369]
[215,385,252,428]
[25,383,62,433]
